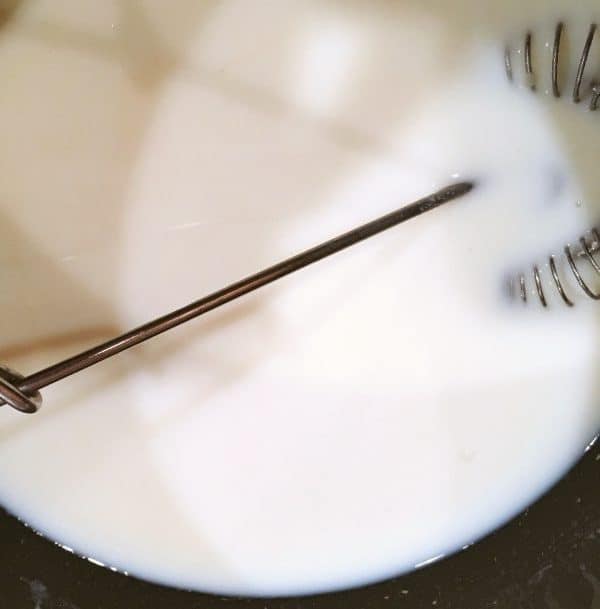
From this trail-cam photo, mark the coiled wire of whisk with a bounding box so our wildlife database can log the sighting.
[506,22,600,307]
[515,228,600,307]
[504,21,600,109]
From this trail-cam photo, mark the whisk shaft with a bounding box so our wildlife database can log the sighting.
[0,182,473,413]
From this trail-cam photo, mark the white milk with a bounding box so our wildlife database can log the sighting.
[0,0,599,597]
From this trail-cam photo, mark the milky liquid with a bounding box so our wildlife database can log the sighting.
[0,0,600,597]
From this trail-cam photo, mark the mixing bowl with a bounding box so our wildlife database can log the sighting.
[1,2,600,607]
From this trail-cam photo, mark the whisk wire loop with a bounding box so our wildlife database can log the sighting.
[0,367,42,413]
[510,21,599,109]
[509,22,600,307]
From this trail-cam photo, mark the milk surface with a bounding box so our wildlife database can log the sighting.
[0,0,599,597]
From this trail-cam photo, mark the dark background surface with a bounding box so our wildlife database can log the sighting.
[1,441,599,609]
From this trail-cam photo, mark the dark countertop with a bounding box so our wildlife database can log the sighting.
[1,441,599,609]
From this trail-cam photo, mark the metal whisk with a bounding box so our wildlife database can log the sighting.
[505,21,600,307]
[5,23,599,413]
